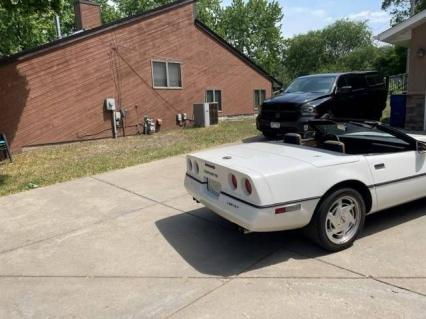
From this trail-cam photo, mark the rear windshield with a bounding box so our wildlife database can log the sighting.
[285,76,336,94]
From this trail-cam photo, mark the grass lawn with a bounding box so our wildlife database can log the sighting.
[0,119,259,196]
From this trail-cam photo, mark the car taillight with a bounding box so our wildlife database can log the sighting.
[187,159,193,171]
[231,174,238,189]
[194,161,199,174]
[244,178,252,195]
[275,207,286,214]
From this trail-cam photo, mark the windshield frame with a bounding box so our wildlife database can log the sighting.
[284,75,338,94]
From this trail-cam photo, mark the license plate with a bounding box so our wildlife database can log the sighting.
[207,179,221,196]
[270,122,280,129]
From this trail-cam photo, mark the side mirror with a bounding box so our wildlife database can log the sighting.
[416,141,426,154]
[336,86,352,94]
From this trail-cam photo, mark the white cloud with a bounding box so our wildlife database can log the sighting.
[311,9,328,17]
[347,10,391,24]
[284,6,332,20]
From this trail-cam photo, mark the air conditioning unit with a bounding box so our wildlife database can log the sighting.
[193,103,219,127]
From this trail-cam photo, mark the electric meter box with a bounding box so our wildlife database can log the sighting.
[105,98,116,111]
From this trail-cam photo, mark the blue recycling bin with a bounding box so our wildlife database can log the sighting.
[390,94,407,128]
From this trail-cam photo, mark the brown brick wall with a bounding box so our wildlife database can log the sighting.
[74,0,102,30]
[0,2,272,152]
[405,94,426,131]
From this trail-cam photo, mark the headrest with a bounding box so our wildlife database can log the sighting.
[283,133,302,145]
[323,140,345,153]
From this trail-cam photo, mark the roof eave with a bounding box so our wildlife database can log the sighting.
[375,9,426,46]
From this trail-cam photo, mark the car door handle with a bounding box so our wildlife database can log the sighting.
[374,163,386,170]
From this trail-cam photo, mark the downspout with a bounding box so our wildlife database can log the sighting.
[54,15,62,39]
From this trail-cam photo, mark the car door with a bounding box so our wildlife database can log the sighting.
[366,150,426,211]
[350,74,369,119]
[332,74,357,118]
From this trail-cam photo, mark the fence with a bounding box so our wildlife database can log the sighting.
[388,73,408,95]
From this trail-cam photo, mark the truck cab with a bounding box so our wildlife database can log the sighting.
[256,72,387,138]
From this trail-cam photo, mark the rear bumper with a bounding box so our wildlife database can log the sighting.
[184,174,319,232]
[256,116,316,135]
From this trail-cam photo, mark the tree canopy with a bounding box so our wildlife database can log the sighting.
[213,0,285,80]
[382,0,426,24]
[282,20,406,85]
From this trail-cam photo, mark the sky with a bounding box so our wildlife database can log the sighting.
[222,0,392,38]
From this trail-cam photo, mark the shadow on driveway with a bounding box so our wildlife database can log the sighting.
[156,197,426,276]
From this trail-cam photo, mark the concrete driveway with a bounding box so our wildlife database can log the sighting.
[0,153,425,318]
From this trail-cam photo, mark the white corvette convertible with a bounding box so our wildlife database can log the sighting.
[184,120,426,251]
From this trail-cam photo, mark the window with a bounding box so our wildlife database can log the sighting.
[365,74,384,86]
[254,89,266,110]
[337,74,366,90]
[350,74,367,90]
[152,60,182,88]
[205,89,222,111]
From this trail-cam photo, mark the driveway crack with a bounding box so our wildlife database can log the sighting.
[286,247,426,298]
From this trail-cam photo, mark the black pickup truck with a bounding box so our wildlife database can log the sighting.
[256,72,387,138]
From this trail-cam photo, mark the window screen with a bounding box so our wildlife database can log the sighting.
[168,63,182,87]
[152,60,182,88]
[152,61,167,87]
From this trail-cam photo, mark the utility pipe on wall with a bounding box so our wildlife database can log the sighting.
[112,111,117,139]
[54,15,62,39]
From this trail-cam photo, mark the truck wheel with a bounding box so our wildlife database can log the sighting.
[309,188,366,251]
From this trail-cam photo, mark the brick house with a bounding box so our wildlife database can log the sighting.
[377,10,426,130]
[0,0,280,152]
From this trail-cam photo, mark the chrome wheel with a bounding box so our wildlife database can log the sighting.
[325,195,361,245]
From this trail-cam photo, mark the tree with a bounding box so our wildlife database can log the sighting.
[0,0,121,57]
[0,0,62,14]
[196,0,223,30]
[0,5,57,56]
[321,20,372,61]
[282,20,374,84]
[373,46,407,76]
[217,0,285,80]
[114,0,172,16]
[382,0,426,24]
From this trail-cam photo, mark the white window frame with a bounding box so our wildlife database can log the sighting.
[151,59,183,89]
[205,89,222,112]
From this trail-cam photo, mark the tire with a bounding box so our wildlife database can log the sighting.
[308,188,366,251]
